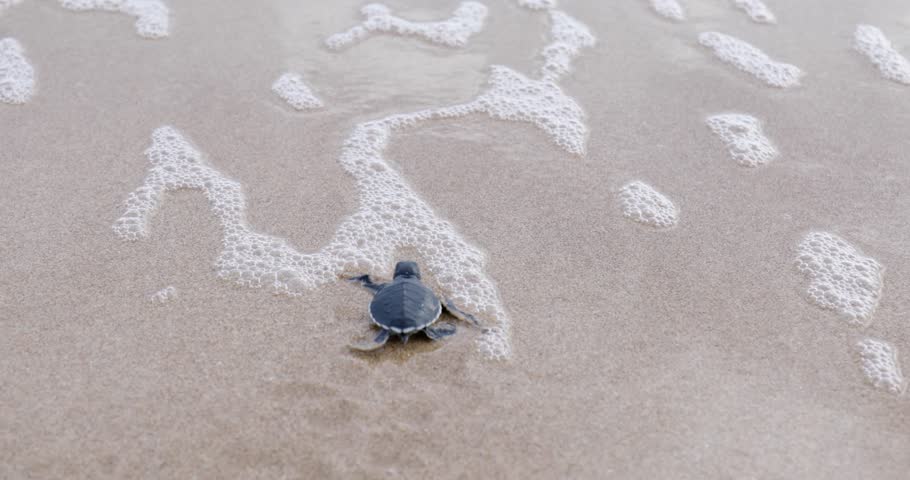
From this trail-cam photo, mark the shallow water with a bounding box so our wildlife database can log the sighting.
[3,0,910,477]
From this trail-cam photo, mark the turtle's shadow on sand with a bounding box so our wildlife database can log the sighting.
[335,303,448,365]
[346,326,446,365]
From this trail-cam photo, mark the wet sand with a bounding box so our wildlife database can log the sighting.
[3,0,910,478]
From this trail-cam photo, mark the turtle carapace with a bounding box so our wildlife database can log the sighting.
[348,261,478,351]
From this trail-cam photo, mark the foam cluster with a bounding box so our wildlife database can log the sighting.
[58,0,169,38]
[857,339,906,395]
[517,0,556,10]
[324,2,593,156]
[795,232,883,325]
[732,0,776,24]
[271,72,323,111]
[699,32,803,88]
[705,113,778,167]
[114,126,512,359]
[853,25,910,85]
[540,10,596,82]
[473,65,587,155]
[324,2,488,50]
[649,0,685,21]
[618,181,678,228]
[0,38,35,105]
[149,285,177,304]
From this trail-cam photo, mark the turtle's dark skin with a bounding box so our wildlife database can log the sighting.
[348,261,479,351]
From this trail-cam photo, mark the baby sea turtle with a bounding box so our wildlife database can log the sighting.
[348,261,478,351]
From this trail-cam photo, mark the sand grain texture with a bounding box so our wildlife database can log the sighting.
[2,1,910,479]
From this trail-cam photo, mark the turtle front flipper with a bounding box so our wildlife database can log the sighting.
[424,321,456,340]
[349,328,390,352]
[348,275,385,294]
[443,299,481,326]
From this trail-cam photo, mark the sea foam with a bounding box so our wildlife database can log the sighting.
[0,38,34,105]
[149,285,177,304]
[272,72,323,111]
[325,3,593,154]
[58,0,170,38]
[115,125,512,359]
[731,0,775,24]
[649,0,685,21]
[705,113,778,167]
[857,339,906,395]
[618,181,678,228]
[325,2,488,50]
[699,32,802,88]
[795,232,883,325]
[853,25,910,85]
[475,66,587,154]
[517,0,556,9]
[540,10,596,82]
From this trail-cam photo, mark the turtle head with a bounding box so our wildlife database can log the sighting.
[393,261,421,280]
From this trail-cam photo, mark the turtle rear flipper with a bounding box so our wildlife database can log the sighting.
[349,329,390,351]
[425,321,456,340]
[444,300,481,327]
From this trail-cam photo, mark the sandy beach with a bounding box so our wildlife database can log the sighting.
[3,0,910,477]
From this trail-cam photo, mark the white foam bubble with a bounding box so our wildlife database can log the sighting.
[731,0,775,24]
[618,181,678,228]
[517,0,556,10]
[473,65,588,155]
[853,25,910,85]
[649,0,685,21]
[857,339,906,395]
[271,72,323,111]
[540,10,596,82]
[705,113,778,167]
[325,2,488,50]
[0,38,35,105]
[149,285,177,304]
[58,0,169,38]
[699,31,803,88]
[795,232,883,325]
[115,125,511,359]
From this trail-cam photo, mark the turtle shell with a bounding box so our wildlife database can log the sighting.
[369,278,442,334]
